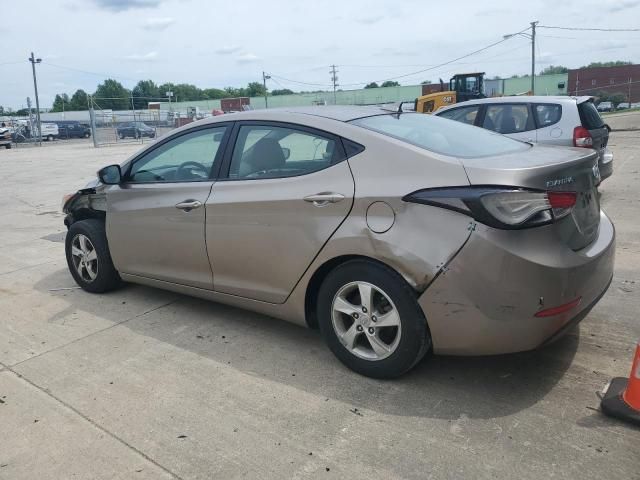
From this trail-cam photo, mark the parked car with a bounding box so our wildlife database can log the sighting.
[62,107,614,378]
[56,121,91,139]
[116,121,155,139]
[597,101,613,112]
[436,96,613,181]
[37,122,59,141]
[0,126,11,149]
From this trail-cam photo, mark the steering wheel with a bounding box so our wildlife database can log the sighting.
[176,161,209,179]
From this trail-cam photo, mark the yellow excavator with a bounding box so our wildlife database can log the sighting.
[415,72,486,113]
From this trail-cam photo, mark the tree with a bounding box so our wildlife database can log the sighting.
[421,80,432,85]
[132,80,160,108]
[69,89,89,111]
[364,82,379,89]
[271,88,294,96]
[203,88,226,99]
[223,86,246,97]
[582,61,632,69]
[246,81,266,97]
[93,79,130,110]
[381,81,400,88]
[540,65,568,75]
[51,94,70,112]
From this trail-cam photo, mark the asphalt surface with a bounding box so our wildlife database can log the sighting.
[0,134,638,479]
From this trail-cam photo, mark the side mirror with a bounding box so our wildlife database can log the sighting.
[605,124,611,133]
[281,147,291,160]
[98,164,122,185]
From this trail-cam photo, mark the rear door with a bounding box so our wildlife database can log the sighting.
[578,99,609,157]
[481,103,536,142]
[532,103,564,145]
[206,122,355,303]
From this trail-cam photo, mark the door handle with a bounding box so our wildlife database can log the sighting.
[303,192,345,207]
[175,200,202,212]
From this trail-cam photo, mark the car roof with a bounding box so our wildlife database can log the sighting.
[201,105,395,124]
[436,95,593,113]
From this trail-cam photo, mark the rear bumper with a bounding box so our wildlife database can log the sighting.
[599,148,613,181]
[419,211,615,355]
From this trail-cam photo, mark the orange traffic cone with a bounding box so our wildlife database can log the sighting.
[601,340,640,426]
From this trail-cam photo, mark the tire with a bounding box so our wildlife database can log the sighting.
[317,259,431,379]
[65,219,121,293]
[84,132,90,138]
[47,135,54,142]
[118,132,125,140]
[135,130,140,139]
[5,144,11,149]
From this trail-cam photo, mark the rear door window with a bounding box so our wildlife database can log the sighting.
[437,105,480,125]
[483,104,533,134]
[533,104,562,128]
[578,101,605,130]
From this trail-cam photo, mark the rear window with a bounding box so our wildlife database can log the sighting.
[578,101,605,130]
[350,113,530,158]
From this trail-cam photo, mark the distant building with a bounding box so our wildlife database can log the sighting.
[568,64,640,102]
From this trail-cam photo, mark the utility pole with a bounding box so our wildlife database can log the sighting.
[28,52,42,146]
[530,21,538,95]
[629,77,633,107]
[330,64,338,105]
[262,71,270,109]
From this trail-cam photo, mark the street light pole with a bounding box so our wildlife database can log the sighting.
[28,52,42,146]
[262,71,270,109]
[503,22,538,95]
[530,21,538,94]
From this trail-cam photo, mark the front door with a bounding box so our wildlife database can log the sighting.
[206,122,355,303]
[107,125,229,289]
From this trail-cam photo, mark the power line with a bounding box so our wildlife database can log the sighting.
[268,26,533,89]
[40,61,139,82]
[338,25,533,87]
[539,25,640,32]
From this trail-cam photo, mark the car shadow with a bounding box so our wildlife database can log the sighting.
[35,268,579,420]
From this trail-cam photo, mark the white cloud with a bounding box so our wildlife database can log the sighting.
[93,0,161,11]
[143,17,175,31]
[606,0,640,12]
[236,53,259,64]
[216,45,242,55]
[355,15,384,25]
[123,51,159,61]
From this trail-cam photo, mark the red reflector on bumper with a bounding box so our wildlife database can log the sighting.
[535,297,582,318]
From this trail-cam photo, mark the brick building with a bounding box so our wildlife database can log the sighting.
[568,64,640,103]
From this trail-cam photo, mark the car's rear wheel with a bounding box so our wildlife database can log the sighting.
[118,132,125,139]
[65,219,121,293]
[317,259,431,378]
[84,132,90,138]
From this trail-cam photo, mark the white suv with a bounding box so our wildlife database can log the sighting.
[436,96,613,181]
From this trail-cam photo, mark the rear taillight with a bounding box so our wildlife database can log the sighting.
[547,191,577,219]
[573,126,593,147]
[403,187,577,229]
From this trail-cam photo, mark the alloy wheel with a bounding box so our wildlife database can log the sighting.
[70,234,99,282]
[331,281,401,361]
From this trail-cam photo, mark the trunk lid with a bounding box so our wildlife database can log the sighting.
[461,144,601,250]
[577,98,609,159]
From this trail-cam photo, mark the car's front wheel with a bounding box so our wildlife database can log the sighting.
[65,219,121,293]
[317,259,431,378]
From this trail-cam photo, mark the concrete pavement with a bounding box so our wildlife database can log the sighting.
[0,137,638,479]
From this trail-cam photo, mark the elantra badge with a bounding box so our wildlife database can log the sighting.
[546,176,574,188]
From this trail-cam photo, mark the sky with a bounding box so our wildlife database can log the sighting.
[3,0,640,109]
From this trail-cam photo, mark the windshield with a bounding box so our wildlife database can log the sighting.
[350,113,530,158]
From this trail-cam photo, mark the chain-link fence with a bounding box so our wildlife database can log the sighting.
[88,96,204,147]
